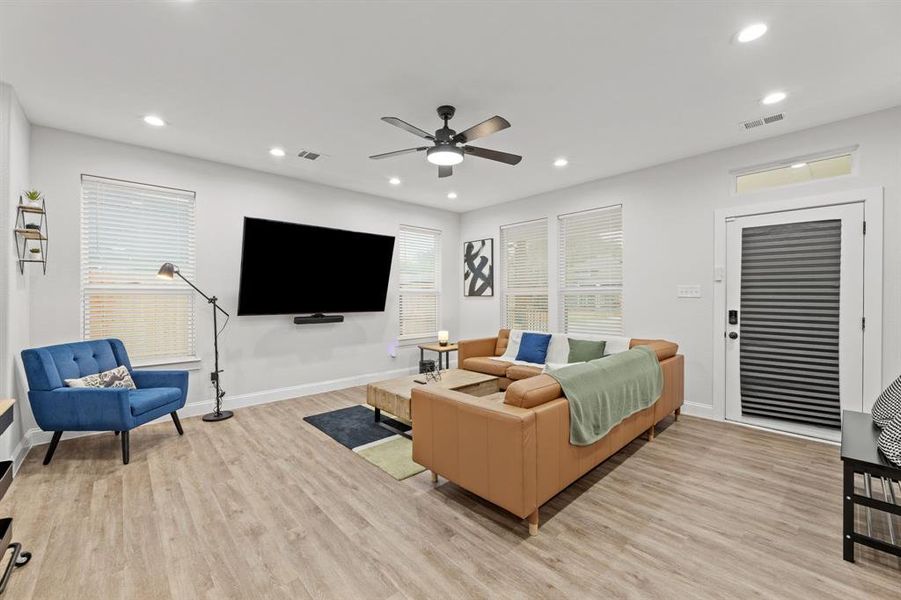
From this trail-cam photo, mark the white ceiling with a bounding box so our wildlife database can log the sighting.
[2,1,900,212]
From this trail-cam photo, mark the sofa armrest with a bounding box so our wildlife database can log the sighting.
[458,336,499,364]
[411,387,537,519]
[132,370,189,406]
[28,387,132,432]
[504,374,563,409]
[629,339,679,361]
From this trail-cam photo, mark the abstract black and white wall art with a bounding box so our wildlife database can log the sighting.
[463,238,494,297]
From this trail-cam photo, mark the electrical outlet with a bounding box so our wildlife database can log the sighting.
[677,285,702,299]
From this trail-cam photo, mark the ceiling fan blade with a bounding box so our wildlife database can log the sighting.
[453,116,510,143]
[463,145,522,165]
[381,117,435,140]
[369,147,429,160]
[438,165,453,178]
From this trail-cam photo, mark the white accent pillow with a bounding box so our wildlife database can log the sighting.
[545,334,572,365]
[65,365,136,389]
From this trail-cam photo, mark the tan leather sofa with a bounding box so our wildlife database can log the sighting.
[411,329,684,536]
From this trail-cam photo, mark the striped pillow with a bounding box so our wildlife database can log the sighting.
[873,374,901,427]
[877,413,901,467]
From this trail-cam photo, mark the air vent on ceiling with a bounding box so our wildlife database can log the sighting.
[740,112,784,131]
[297,150,321,161]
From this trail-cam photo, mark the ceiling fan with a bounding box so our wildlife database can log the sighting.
[369,105,522,178]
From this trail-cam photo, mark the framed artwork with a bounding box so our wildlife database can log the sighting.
[463,238,494,297]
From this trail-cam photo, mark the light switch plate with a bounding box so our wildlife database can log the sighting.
[677,285,702,299]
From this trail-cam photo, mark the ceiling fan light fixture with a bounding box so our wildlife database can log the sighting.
[427,145,464,166]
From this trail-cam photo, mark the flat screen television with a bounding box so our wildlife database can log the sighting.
[237,217,396,316]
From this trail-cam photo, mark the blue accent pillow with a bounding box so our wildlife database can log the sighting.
[515,332,552,364]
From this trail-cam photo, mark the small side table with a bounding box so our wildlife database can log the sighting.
[418,342,458,371]
[840,410,901,562]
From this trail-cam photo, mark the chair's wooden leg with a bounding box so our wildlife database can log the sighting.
[648,424,655,441]
[43,431,63,465]
[121,430,130,465]
[171,411,184,436]
[528,509,539,536]
[674,407,681,422]
[430,470,438,483]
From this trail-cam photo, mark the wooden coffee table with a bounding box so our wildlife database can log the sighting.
[366,368,499,437]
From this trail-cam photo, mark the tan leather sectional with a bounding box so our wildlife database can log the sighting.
[411,328,684,536]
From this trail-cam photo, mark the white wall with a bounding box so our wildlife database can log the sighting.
[0,83,32,465]
[29,127,460,423]
[460,106,901,418]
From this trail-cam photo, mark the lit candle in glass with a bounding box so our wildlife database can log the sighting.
[438,330,449,346]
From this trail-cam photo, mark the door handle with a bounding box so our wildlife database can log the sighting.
[728,332,739,340]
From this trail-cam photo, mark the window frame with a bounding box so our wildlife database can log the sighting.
[397,224,442,342]
[80,174,199,367]
[499,218,549,332]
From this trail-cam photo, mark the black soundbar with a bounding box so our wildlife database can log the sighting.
[294,313,344,325]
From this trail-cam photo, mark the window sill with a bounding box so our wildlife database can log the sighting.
[132,356,203,371]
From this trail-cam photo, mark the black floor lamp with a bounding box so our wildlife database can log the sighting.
[157,262,233,422]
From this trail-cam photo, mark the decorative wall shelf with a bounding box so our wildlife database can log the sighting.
[0,399,30,594]
[14,197,48,275]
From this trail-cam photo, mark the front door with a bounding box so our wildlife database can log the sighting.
[725,202,865,440]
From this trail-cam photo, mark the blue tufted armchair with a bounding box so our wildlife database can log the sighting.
[21,339,188,465]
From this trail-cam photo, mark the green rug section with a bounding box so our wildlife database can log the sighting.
[355,436,425,480]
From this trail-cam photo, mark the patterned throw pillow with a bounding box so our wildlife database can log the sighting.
[65,365,136,389]
[877,413,901,467]
[873,373,901,427]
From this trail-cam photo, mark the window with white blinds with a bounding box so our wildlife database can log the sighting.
[81,175,197,364]
[398,225,441,339]
[500,219,548,331]
[558,205,624,335]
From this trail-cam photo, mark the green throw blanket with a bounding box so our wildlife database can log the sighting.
[547,346,663,446]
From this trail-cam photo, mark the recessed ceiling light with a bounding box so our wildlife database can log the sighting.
[737,23,767,43]
[389,177,401,185]
[790,162,807,169]
[762,91,787,105]
[554,158,568,167]
[143,115,166,127]
[269,147,286,157]
[447,192,457,199]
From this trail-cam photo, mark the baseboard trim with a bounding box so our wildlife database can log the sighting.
[24,365,419,451]
[11,433,32,475]
[680,401,716,420]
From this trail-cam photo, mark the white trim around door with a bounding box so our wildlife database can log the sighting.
[712,187,884,427]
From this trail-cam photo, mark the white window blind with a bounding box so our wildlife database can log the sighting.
[398,225,441,339]
[558,205,624,335]
[500,219,548,331]
[81,175,197,363]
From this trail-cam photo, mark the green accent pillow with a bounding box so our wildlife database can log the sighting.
[567,339,607,363]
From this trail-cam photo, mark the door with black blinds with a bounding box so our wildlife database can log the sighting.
[739,219,841,428]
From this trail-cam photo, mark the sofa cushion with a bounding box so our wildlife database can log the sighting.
[494,329,511,356]
[629,339,679,361]
[516,332,552,364]
[568,339,606,363]
[130,387,182,416]
[462,356,511,377]
[507,365,543,380]
[504,374,562,409]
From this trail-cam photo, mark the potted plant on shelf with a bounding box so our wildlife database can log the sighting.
[29,247,41,260]
[23,189,43,207]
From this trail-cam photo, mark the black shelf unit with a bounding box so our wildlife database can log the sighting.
[14,197,48,275]
[0,400,30,594]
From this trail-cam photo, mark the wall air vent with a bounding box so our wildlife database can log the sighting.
[740,113,784,131]
[297,150,321,161]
